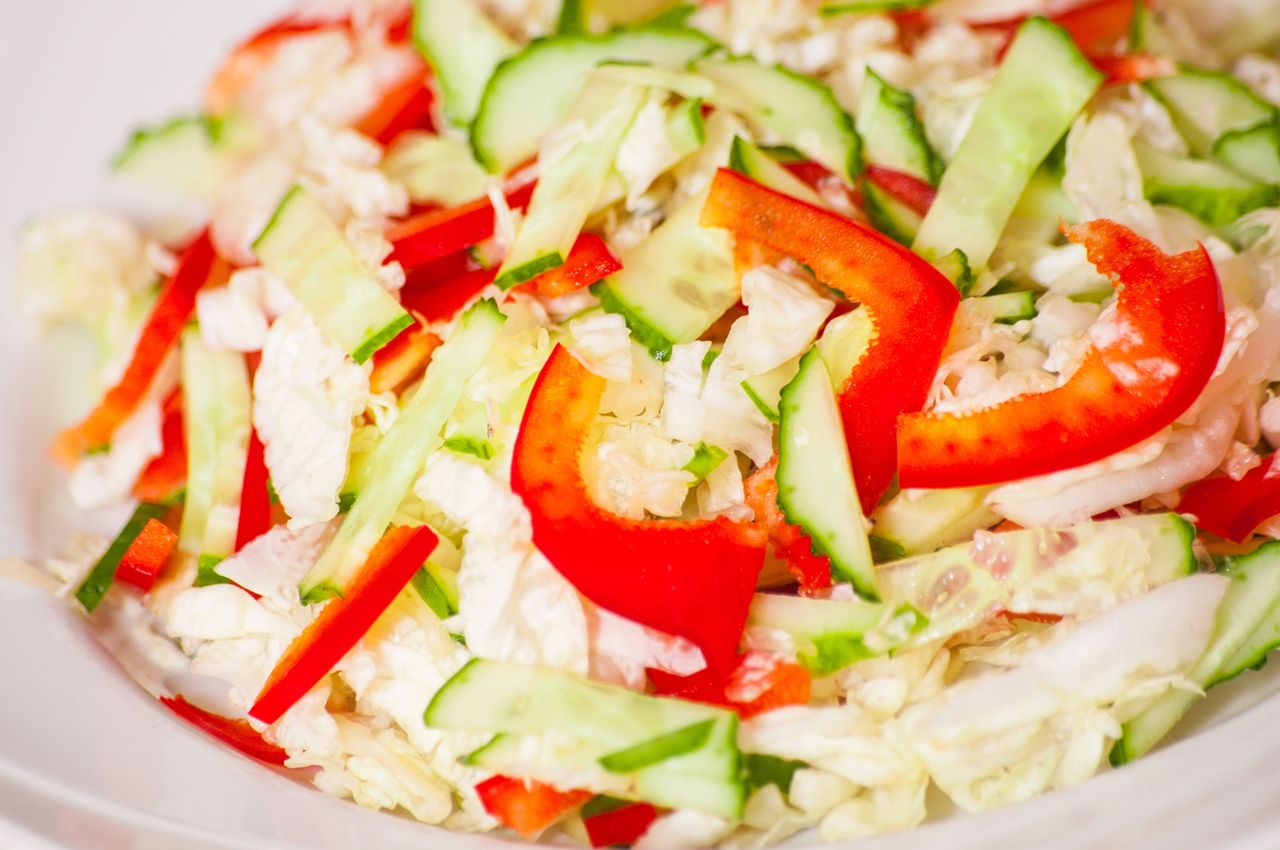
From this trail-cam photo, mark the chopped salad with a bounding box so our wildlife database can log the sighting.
[18,0,1280,845]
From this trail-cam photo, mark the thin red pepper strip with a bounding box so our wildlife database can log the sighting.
[516,233,622,299]
[899,220,1225,489]
[160,695,289,766]
[352,61,435,146]
[387,182,536,271]
[234,426,272,553]
[744,458,831,594]
[700,168,960,513]
[133,389,186,503]
[584,803,661,848]
[512,345,766,679]
[369,318,443,394]
[53,231,225,467]
[1092,52,1177,84]
[400,265,500,324]
[250,525,439,724]
[1180,455,1280,542]
[115,518,179,593]
[864,165,937,217]
[475,776,591,837]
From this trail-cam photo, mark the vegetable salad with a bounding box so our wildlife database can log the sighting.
[18,0,1280,845]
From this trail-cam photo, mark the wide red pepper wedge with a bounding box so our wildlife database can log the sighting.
[700,168,960,513]
[133,389,186,503]
[516,233,622,298]
[899,220,1225,488]
[1180,455,1280,542]
[400,264,500,325]
[387,182,536,271]
[584,802,661,848]
[511,345,766,679]
[475,776,591,837]
[115,518,179,593]
[161,695,290,766]
[353,61,435,146]
[250,525,439,724]
[53,230,225,467]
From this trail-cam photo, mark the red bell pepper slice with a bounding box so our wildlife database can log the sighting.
[115,518,179,593]
[516,233,622,298]
[1180,455,1280,542]
[1092,52,1177,84]
[369,319,443,394]
[133,389,186,503]
[234,425,272,553]
[743,458,831,594]
[700,168,960,513]
[387,181,536,271]
[160,695,289,766]
[53,230,226,467]
[725,651,812,719]
[352,62,435,146]
[512,345,766,679]
[400,264,500,325]
[978,0,1137,57]
[864,165,936,217]
[206,15,349,114]
[475,776,591,837]
[898,219,1225,488]
[584,802,661,848]
[249,525,439,724]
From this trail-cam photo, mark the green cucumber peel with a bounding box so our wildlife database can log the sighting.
[74,503,167,613]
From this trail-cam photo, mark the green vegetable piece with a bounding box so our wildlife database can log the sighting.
[74,503,166,612]
[599,719,717,773]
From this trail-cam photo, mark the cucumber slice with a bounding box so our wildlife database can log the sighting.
[412,0,517,127]
[683,443,729,484]
[747,593,925,675]
[1128,2,1179,57]
[816,309,873,388]
[857,69,941,185]
[74,502,168,612]
[381,133,491,207]
[253,187,412,364]
[594,92,708,211]
[299,300,506,603]
[914,17,1102,270]
[558,0,585,34]
[471,26,715,174]
[599,719,716,773]
[930,248,975,295]
[112,115,244,201]
[1112,541,1280,766]
[741,355,803,423]
[178,327,251,576]
[861,180,923,246]
[411,556,462,621]
[870,486,1000,558]
[1145,68,1277,159]
[729,136,826,206]
[696,56,862,181]
[494,79,647,289]
[776,347,878,599]
[590,0,689,26]
[968,290,1038,324]
[442,400,496,461]
[590,61,714,101]
[1134,141,1280,227]
[1213,123,1280,184]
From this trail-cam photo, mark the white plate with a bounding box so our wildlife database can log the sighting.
[3,3,1280,849]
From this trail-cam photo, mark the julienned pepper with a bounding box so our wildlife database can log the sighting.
[511,345,766,680]
[133,389,186,503]
[899,220,1225,488]
[369,318,443,394]
[400,264,499,324]
[115,518,179,593]
[160,695,289,766]
[352,60,435,146]
[700,168,960,513]
[249,525,438,724]
[583,801,661,848]
[387,181,536,271]
[1180,455,1280,542]
[53,231,226,466]
[475,776,591,837]
[234,424,272,553]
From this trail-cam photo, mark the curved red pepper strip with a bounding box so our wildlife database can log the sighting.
[1180,455,1280,543]
[53,231,225,466]
[160,695,289,766]
[700,168,960,513]
[250,525,438,724]
[899,220,1225,488]
[512,345,766,678]
[369,319,443,394]
[475,776,591,837]
[387,182,536,271]
[115,518,178,593]
[864,165,937,217]
[978,0,1138,59]
[133,389,186,503]
[584,803,661,848]
[353,61,435,146]
[744,458,831,594]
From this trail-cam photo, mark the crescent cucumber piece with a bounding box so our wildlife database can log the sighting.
[729,135,826,206]
[412,0,517,127]
[1134,140,1280,227]
[1145,68,1277,160]
[869,486,1000,560]
[857,69,941,184]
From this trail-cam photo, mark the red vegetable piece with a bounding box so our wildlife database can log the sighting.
[1093,52,1177,84]
[979,0,1138,59]
[512,346,766,680]
[726,652,812,719]
[517,233,622,299]
[864,165,937,217]
[206,15,349,114]
[353,61,435,145]
[476,776,591,837]
[53,231,226,467]
[743,458,831,594]
[234,425,272,553]
[249,525,439,724]
[160,695,289,766]
[115,519,178,593]
[1180,455,1280,543]
[387,181,536,271]
[898,219,1225,488]
[700,168,960,512]
[369,318,443,394]
[133,389,186,503]
[584,803,661,848]
[400,265,500,325]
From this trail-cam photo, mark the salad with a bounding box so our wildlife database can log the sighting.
[16,0,1280,845]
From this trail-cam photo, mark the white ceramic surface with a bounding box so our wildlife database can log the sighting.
[3,3,1280,849]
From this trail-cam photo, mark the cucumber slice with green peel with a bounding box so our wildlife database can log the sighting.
[742,754,806,794]
[471,26,716,174]
[776,347,878,599]
[178,327,252,573]
[914,17,1102,271]
[930,248,975,295]
[862,180,923,246]
[1213,123,1280,184]
[696,55,863,181]
[599,719,717,773]
[442,401,496,461]
[590,61,714,101]
[1111,541,1280,766]
[729,136,825,206]
[1134,141,1280,227]
[113,114,248,200]
[857,69,941,185]
[298,300,506,603]
[747,593,925,676]
[879,513,1197,645]
[968,290,1038,324]
[411,559,461,620]
[494,79,647,290]
[381,133,491,207]
[870,486,1000,558]
[1128,2,1180,57]
[683,443,729,484]
[741,355,803,423]
[253,187,412,364]
[412,0,517,127]
[74,502,168,612]
[1144,68,1277,160]
[558,0,585,34]
[816,308,872,388]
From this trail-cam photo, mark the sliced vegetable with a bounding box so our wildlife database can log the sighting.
[870,486,999,558]
[251,524,439,724]
[160,695,289,766]
[411,0,517,127]
[476,776,591,837]
[729,136,826,206]
[967,290,1038,324]
[382,133,490,208]
[1214,123,1280,184]
[727,653,812,718]
[1135,141,1280,227]
[1145,68,1277,160]
[517,233,622,298]
[115,518,179,593]
[233,424,271,553]
[133,390,187,504]
[400,264,499,325]
[683,443,729,485]
[112,115,243,200]
[352,62,435,146]
[369,321,442,395]
[898,219,1225,488]
[599,720,716,773]
[857,69,940,185]
[583,801,661,848]
[747,593,922,676]
[1179,454,1280,542]
[74,502,168,612]
[744,457,833,593]
[387,181,536,271]
[741,356,802,424]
